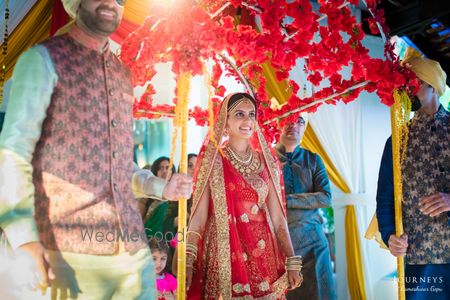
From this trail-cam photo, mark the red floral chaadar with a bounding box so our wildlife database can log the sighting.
[120,0,418,140]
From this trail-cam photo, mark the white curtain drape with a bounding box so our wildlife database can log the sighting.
[308,100,371,299]
[308,97,397,300]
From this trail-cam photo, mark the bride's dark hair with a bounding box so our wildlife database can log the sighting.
[226,93,257,115]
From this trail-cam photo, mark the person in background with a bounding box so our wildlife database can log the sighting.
[142,157,177,241]
[149,238,177,300]
[187,153,198,178]
[275,115,335,300]
[152,156,175,181]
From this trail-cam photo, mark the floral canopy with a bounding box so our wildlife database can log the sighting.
[120,0,418,142]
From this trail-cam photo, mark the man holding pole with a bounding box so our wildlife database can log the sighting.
[376,49,449,299]
[0,0,192,299]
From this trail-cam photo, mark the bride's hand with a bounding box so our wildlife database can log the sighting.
[287,270,303,290]
[186,265,194,290]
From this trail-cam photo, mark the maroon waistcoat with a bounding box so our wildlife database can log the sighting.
[32,33,146,254]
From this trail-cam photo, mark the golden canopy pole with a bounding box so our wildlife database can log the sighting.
[175,72,190,300]
[390,90,410,300]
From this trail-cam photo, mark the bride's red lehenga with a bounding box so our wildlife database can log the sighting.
[187,94,289,300]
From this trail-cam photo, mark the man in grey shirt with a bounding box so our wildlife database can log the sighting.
[275,116,336,300]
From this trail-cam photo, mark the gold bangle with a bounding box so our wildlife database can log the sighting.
[186,254,198,261]
[186,244,198,253]
[186,243,198,249]
[286,255,302,261]
[285,255,302,271]
[286,256,302,264]
[186,243,199,260]
[186,250,198,258]
[187,230,202,239]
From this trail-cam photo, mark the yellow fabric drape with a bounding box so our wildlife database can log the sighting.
[262,63,367,300]
[365,215,389,249]
[261,63,291,105]
[346,206,367,300]
[123,0,151,25]
[0,0,53,83]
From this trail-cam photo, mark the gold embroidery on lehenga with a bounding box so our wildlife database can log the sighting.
[190,93,227,220]
[256,127,285,217]
[240,213,250,223]
[203,218,224,299]
[251,204,260,215]
[272,272,289,298]
[242,252,248,261]
[244,173,269,207]
[232,283,252,296]
[233,283,244,293]
[258,281,270,292]
[257,239,266,250]
[211,156,232,299]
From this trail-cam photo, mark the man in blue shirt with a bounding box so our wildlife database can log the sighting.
[275,116,336,300]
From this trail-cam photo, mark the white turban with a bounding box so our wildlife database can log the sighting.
[62,0,81,19]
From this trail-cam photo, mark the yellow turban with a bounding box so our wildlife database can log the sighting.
[403,48,447,97]
[62,0,81,19]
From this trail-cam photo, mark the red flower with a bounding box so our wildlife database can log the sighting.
[308,72,323,86]
[276,70,289,81]
[215,85,227,97]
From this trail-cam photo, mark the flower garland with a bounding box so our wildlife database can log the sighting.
[121,0,419,141]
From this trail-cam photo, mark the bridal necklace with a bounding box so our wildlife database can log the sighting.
[225,144,260,176]
[226,145,252,164]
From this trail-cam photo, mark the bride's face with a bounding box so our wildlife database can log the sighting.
[226,100,256,140]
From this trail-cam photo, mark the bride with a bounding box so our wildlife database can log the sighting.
[184,93,303,299]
